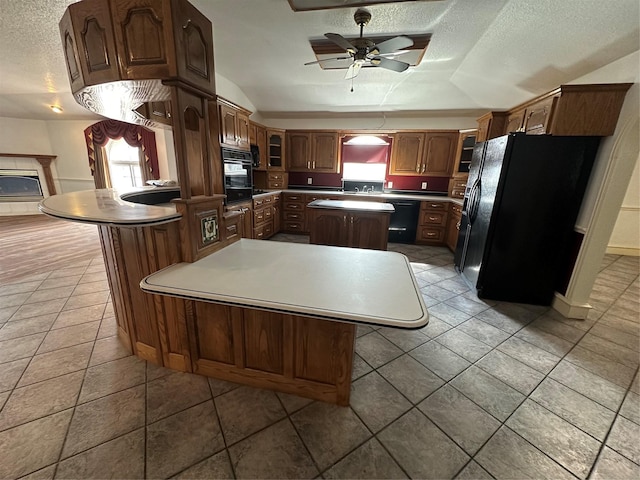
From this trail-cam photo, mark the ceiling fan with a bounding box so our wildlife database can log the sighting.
[305,8,414,79]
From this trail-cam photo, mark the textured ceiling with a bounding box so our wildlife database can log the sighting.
[0,0,637,121]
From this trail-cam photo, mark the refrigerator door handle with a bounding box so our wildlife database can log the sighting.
[467,180,481,223]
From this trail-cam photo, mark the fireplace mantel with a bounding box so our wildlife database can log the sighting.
[0,153,57,196]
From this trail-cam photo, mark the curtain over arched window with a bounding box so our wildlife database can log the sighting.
[84,119,160,188]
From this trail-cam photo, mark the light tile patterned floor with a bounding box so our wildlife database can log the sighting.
[0,231,638,479]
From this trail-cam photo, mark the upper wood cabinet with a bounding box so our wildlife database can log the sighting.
[267,129,286,171]
[423,131,458,177]
[286,131,340,173]
[389,131,457,176]
[286,132,311,171]
[249,122,268,171]
[218,99,251,151]
[477,84,632,140]
[389,133,424,175]
[59,0,215,99]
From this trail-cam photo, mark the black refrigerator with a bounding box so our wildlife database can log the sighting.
[454,133,601,305]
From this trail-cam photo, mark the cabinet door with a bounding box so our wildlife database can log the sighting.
[286,132,311,171]
[219,104,237,147]
[256,126,267,170]
[423,132,457,176]
[248,122,257,145]
[349,213,389,251]
[523,96,557,135]
[310,211,348,247]
[111,0,173,80]
[312,132,339,173]
[389,133,424,175]
[171,0,214,94]
[445,206,462,252]
[267,130,286,171]
[505,109,525,134]
[236,111,250,150]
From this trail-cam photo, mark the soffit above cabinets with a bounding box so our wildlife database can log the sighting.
[309,34,431,69]
[288,0,441,12]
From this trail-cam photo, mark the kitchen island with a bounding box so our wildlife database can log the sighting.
[141,239,427,405]
[39,188,427,405]
[308,199,395,250]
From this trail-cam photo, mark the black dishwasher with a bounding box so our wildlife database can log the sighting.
[388,200,420,244]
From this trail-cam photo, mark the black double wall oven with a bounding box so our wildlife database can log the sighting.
[222,147,253,204]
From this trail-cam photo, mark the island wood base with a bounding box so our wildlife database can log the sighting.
[98,221,356,405]
[188,303,356,405]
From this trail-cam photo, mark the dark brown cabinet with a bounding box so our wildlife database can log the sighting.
[445,203,462,252]
[423,131,458,176]
[308,204,392,251]
[267,129,286,171]
[218,100,250,151]
[416,201,448,244]
[286,131,340,173]
[390,131,457,176]
[389,133,424,175]
[477,84,632,141]
[448,130,476,199]
[253,193,280,240]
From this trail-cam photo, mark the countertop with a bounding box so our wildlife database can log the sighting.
[141,239,428,329]
[256,189,464,206]
[307,199,396,212]
[38,187,182,226]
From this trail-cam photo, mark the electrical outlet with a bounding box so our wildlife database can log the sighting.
[387,181,393,189]
[307,177,313,185]
[421,182,428,190]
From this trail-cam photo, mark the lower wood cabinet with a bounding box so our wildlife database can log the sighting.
[253,193,280,239]
[308,206,391,251]
[445,203,463,252]
[416,201,448,244]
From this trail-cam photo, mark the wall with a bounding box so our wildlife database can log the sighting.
[608,154,640,254]
[46,120,95,192]
[552,50,640,317]
[0,117,53,154]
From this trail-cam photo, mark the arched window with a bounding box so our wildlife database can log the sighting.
[104,138,144,189]
[84,120,160,189]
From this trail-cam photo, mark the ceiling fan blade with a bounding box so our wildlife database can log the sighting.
[344,62,362,80]
[325,33,356,53]
[373,35,414,55]
[370,57,410,73]
[304,56,351,65]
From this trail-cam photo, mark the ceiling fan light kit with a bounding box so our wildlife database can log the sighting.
[305,8,414,81]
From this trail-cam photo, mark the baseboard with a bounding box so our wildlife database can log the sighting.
[606,246,640,256]
[552,292,591,319]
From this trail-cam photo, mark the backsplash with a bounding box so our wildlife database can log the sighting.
[288,171,449,193]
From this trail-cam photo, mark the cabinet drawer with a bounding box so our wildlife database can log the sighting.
[268,173,284,181]
[422,201,447,212]
[254,207,270,225]
[451,187,466,199]
[284,221,304,232]
[416,227,445,243]
[450,204,463,216]
[284,202,305,211]
[452,179,468,189]
[268,180,284,188]
[420,211,447,226]
[253,198,265,208]
[284,194,304,202]
[284,211,303,221]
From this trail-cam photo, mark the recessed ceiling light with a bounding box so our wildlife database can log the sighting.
[50,105,63,114]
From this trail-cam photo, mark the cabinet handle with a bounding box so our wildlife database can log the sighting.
[422,164,426,173]
[313,161,316,169]
[429,216,437,221]
[416,164,420,173]
[343,215,347,228]
[456,221,461,230]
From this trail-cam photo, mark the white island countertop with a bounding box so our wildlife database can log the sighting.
[307,199,395,212]
[141,239,428,329]
[38,188,181,226]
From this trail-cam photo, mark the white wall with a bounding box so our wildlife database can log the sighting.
[608,153,640,254]
[46,120,96,192]
[0,118,52,154]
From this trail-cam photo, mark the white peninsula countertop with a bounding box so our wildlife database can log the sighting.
[141,239,428,329]
[307,199,396,212]
[38,187,181,226]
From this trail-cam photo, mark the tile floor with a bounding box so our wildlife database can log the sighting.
[0,232,638,479]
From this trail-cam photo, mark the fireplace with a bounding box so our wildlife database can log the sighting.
[0,169,44,201]
[0,153,57,215]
